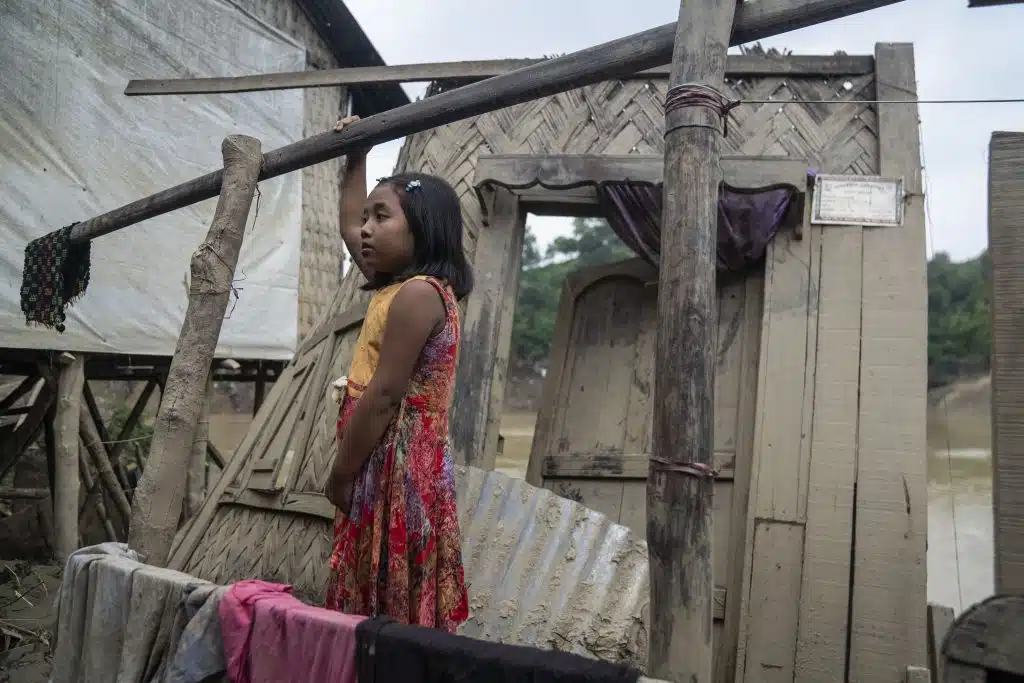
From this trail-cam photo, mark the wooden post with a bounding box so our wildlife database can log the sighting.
[183,377,212,522]
[80,407,132,531]
[53,352,85,562]
[647,1,735,681]
[78,450,118,541]
[128,135,262,567]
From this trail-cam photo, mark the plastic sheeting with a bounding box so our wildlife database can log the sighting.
[0,0,307,359]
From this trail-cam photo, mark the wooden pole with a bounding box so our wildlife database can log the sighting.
[122,54,876,97]
[80,407,133,529]
[183,377,212,523]
[53,352,85,562]
[128,135,262,567]
[647,1,736,681]
[78,449,119,541]
[64,0,903,246]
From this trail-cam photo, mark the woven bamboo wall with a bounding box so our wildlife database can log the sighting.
[173,58,881,594]
[234,0,348,342]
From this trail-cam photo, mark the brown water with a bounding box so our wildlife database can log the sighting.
[497,406,995,614]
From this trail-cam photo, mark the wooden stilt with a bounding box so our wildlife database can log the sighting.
[183,378,212,523]
[78,449,118,541]
[80,407,132,532]
[128,134,263,567]
[82,381,132,491]
[111,378,158,474]
[647,1,736,681]
[53,352,85,562]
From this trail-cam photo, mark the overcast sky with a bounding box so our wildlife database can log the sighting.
[347,0,1021,263]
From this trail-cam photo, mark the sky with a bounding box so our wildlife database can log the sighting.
[347,0,1022,263]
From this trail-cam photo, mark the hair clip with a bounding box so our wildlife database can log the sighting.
[405,180,421,191]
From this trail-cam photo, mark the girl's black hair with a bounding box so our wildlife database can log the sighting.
[361,171,474,300]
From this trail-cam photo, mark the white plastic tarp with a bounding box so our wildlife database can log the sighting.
[0,0,306,360]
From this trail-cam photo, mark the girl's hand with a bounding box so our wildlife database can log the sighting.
[333,115,372,158]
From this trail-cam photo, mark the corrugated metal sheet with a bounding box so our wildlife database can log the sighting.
[455,465,652,670]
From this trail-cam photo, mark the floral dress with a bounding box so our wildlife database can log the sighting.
[325,275,470,632]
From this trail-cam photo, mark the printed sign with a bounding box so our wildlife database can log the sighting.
[810,174,905,227]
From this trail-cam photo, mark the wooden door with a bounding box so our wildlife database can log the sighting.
[525,257,764,670]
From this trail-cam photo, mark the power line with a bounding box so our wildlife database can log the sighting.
[739,97,1024,105]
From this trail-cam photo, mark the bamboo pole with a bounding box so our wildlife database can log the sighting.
[128,135,263,567]
[647,1,736,681]
[64,0,903,246]
[53,353,85,562]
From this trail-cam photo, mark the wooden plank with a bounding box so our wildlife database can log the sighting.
[928,603,957,683]
[741,521,806,683]
[541,450,736,480]
[240,364,313,492]
[0,376,38,414]
[848,43,928,681]
[282,333,339,492]
[794,221,862,682]
[66,0,905,245]
[450,187,524,469]
[716,271,765,683]
[988,131,1024,595]
[296,303,367,357]
[474,154,809,196]
[736,225,817,683]
[124,54,876,97]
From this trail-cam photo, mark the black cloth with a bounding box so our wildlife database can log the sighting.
[356,616,641,683]
[20,223,91,332]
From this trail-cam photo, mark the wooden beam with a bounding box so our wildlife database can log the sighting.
[449,186,523,469]
[65,0,904,246]
[124,54,875,97]
[0,375,39,414]
[80,406,132,533]
[472,153,808,207]
[82,381,132,491]
[0,487,49,500]
[647,0,736,680]
[128,135,263,568]
[988,131,1024,595]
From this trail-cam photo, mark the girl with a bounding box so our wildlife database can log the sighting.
[324,115,472,633]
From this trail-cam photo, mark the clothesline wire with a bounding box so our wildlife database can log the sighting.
[735,97,1024,105]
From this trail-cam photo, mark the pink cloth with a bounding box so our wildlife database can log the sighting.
[219,579,366,683]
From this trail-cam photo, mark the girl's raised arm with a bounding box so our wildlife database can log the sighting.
[335,116,373,281]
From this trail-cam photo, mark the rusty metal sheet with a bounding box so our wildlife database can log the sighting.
[455,465,652,670]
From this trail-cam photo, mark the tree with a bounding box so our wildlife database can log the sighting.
[927,249,990,387]
[509,218,632,371]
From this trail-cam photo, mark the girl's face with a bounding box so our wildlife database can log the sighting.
[360,184,415,275]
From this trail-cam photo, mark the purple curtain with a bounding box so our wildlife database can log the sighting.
[596,181,801,275]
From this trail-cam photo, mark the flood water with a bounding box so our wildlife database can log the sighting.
[498,406,995,614]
